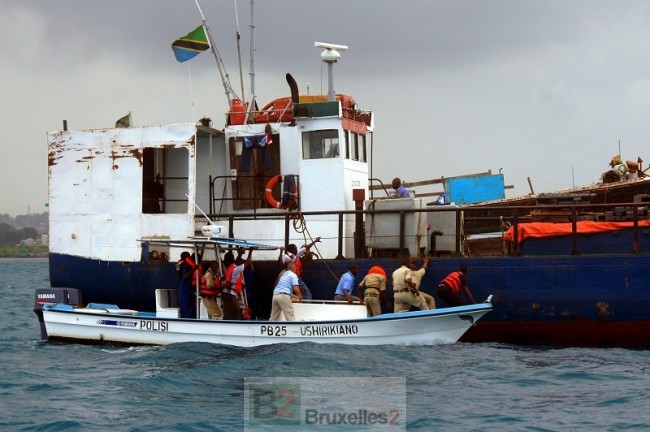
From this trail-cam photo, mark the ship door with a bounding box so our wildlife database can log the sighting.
[228,134,280,210]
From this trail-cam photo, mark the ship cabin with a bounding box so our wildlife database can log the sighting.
[47,94,374,264]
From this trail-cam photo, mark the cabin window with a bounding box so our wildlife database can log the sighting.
[350,133,359,161]
[359,134,367,162]
[142,147,189,214]
[302,129,339,159]
[227,134,281,210]
[343,131,366,162]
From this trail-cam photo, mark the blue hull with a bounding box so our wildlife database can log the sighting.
[49,252,650,347]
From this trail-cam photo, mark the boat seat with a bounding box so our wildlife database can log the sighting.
[156,289,179,318]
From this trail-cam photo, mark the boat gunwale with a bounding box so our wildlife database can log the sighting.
[42,302,493,325]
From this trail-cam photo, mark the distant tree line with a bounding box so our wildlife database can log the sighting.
[0,212,48,235]
[0,223,39,245]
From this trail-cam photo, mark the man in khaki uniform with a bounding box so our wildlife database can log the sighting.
[408,256,436,309]
[357,265,391,317]
[392,256,429,312]
[200,261,223,319]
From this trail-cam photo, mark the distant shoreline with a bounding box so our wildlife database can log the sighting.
[0,246,48,258]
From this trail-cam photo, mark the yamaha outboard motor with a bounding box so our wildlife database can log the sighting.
[34,288,83,340]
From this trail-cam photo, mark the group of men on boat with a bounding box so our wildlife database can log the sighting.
[174,232,476,322]
[324,257,476,320]
[176,247,254,320]
[269,247,477,321]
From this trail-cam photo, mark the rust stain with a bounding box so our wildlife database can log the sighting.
[110,149,135,170]
[129,149,143,166]
[48,151,61,166]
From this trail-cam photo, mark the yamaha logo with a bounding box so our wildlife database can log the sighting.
[37,293,56,299]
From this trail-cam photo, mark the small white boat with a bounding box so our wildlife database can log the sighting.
[41,296,493,347]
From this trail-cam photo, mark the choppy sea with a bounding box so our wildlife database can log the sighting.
[2,258,650,431]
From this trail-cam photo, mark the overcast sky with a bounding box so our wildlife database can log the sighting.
[3,0,650,216]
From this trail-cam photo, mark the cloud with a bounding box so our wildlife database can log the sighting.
[3,0,650,215]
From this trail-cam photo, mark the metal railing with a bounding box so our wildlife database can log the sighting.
[209,174,300,216]
[196,200,650,259]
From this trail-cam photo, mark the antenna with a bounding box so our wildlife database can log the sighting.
[185,194,226,238]
[314,41,349,101]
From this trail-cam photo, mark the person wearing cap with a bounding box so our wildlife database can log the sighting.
[392,256,429,313]
[357,265,391,317]
[437,263,476,307]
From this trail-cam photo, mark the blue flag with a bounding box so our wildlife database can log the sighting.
[171,25,209,63]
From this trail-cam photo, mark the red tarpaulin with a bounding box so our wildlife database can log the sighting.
[504,220,650,243]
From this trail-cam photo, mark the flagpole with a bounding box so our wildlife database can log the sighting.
[246,0,257,123]
[187,63,197,122]
[234,0,246,102]
[194,0,237,104]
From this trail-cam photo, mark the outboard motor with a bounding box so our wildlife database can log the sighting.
[34,288,83,340]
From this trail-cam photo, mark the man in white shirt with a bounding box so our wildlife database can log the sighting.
[270,262,303,321]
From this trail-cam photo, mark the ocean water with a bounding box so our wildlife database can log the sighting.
[2,258,650,431]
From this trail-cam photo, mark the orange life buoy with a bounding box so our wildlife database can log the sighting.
[265,175,298,209]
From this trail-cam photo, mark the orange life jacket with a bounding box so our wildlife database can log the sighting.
[294,258,303,278]
[440,271,463,294]
[199,270,220,296]
[192,264,203,287]
[225,264,244,294]
[183,257,202,286]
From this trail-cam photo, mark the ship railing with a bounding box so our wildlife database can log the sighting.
[225,101,373,126]
[209,174,301,216]
[196,200,650,259]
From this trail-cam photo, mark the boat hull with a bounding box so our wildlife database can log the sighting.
[462,320,650,347]
[49,252,650,347]
[42,304,491,347]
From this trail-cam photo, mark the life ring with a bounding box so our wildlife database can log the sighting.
[265,175,299,209]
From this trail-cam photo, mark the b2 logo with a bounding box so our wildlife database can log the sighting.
[247,384,300,425]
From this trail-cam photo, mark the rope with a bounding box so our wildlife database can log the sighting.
[415,198,423,257]
[290,210,340,284]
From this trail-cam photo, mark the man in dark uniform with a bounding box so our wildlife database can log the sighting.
[437,263,476,307]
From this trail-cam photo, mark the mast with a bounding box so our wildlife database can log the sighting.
[247,0,257,121]
[194,0,237,103]
[234,0,245,101]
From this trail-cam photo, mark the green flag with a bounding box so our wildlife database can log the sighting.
[171,25,209,63]
[115,112,132,128]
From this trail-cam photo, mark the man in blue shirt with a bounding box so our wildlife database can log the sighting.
[392,177,410,198]
[270,262,302,321]
[334,264,360,303]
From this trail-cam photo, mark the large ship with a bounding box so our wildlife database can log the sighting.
[41,13,650,348]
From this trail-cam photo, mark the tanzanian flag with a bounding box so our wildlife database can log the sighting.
[171,25,209,63]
